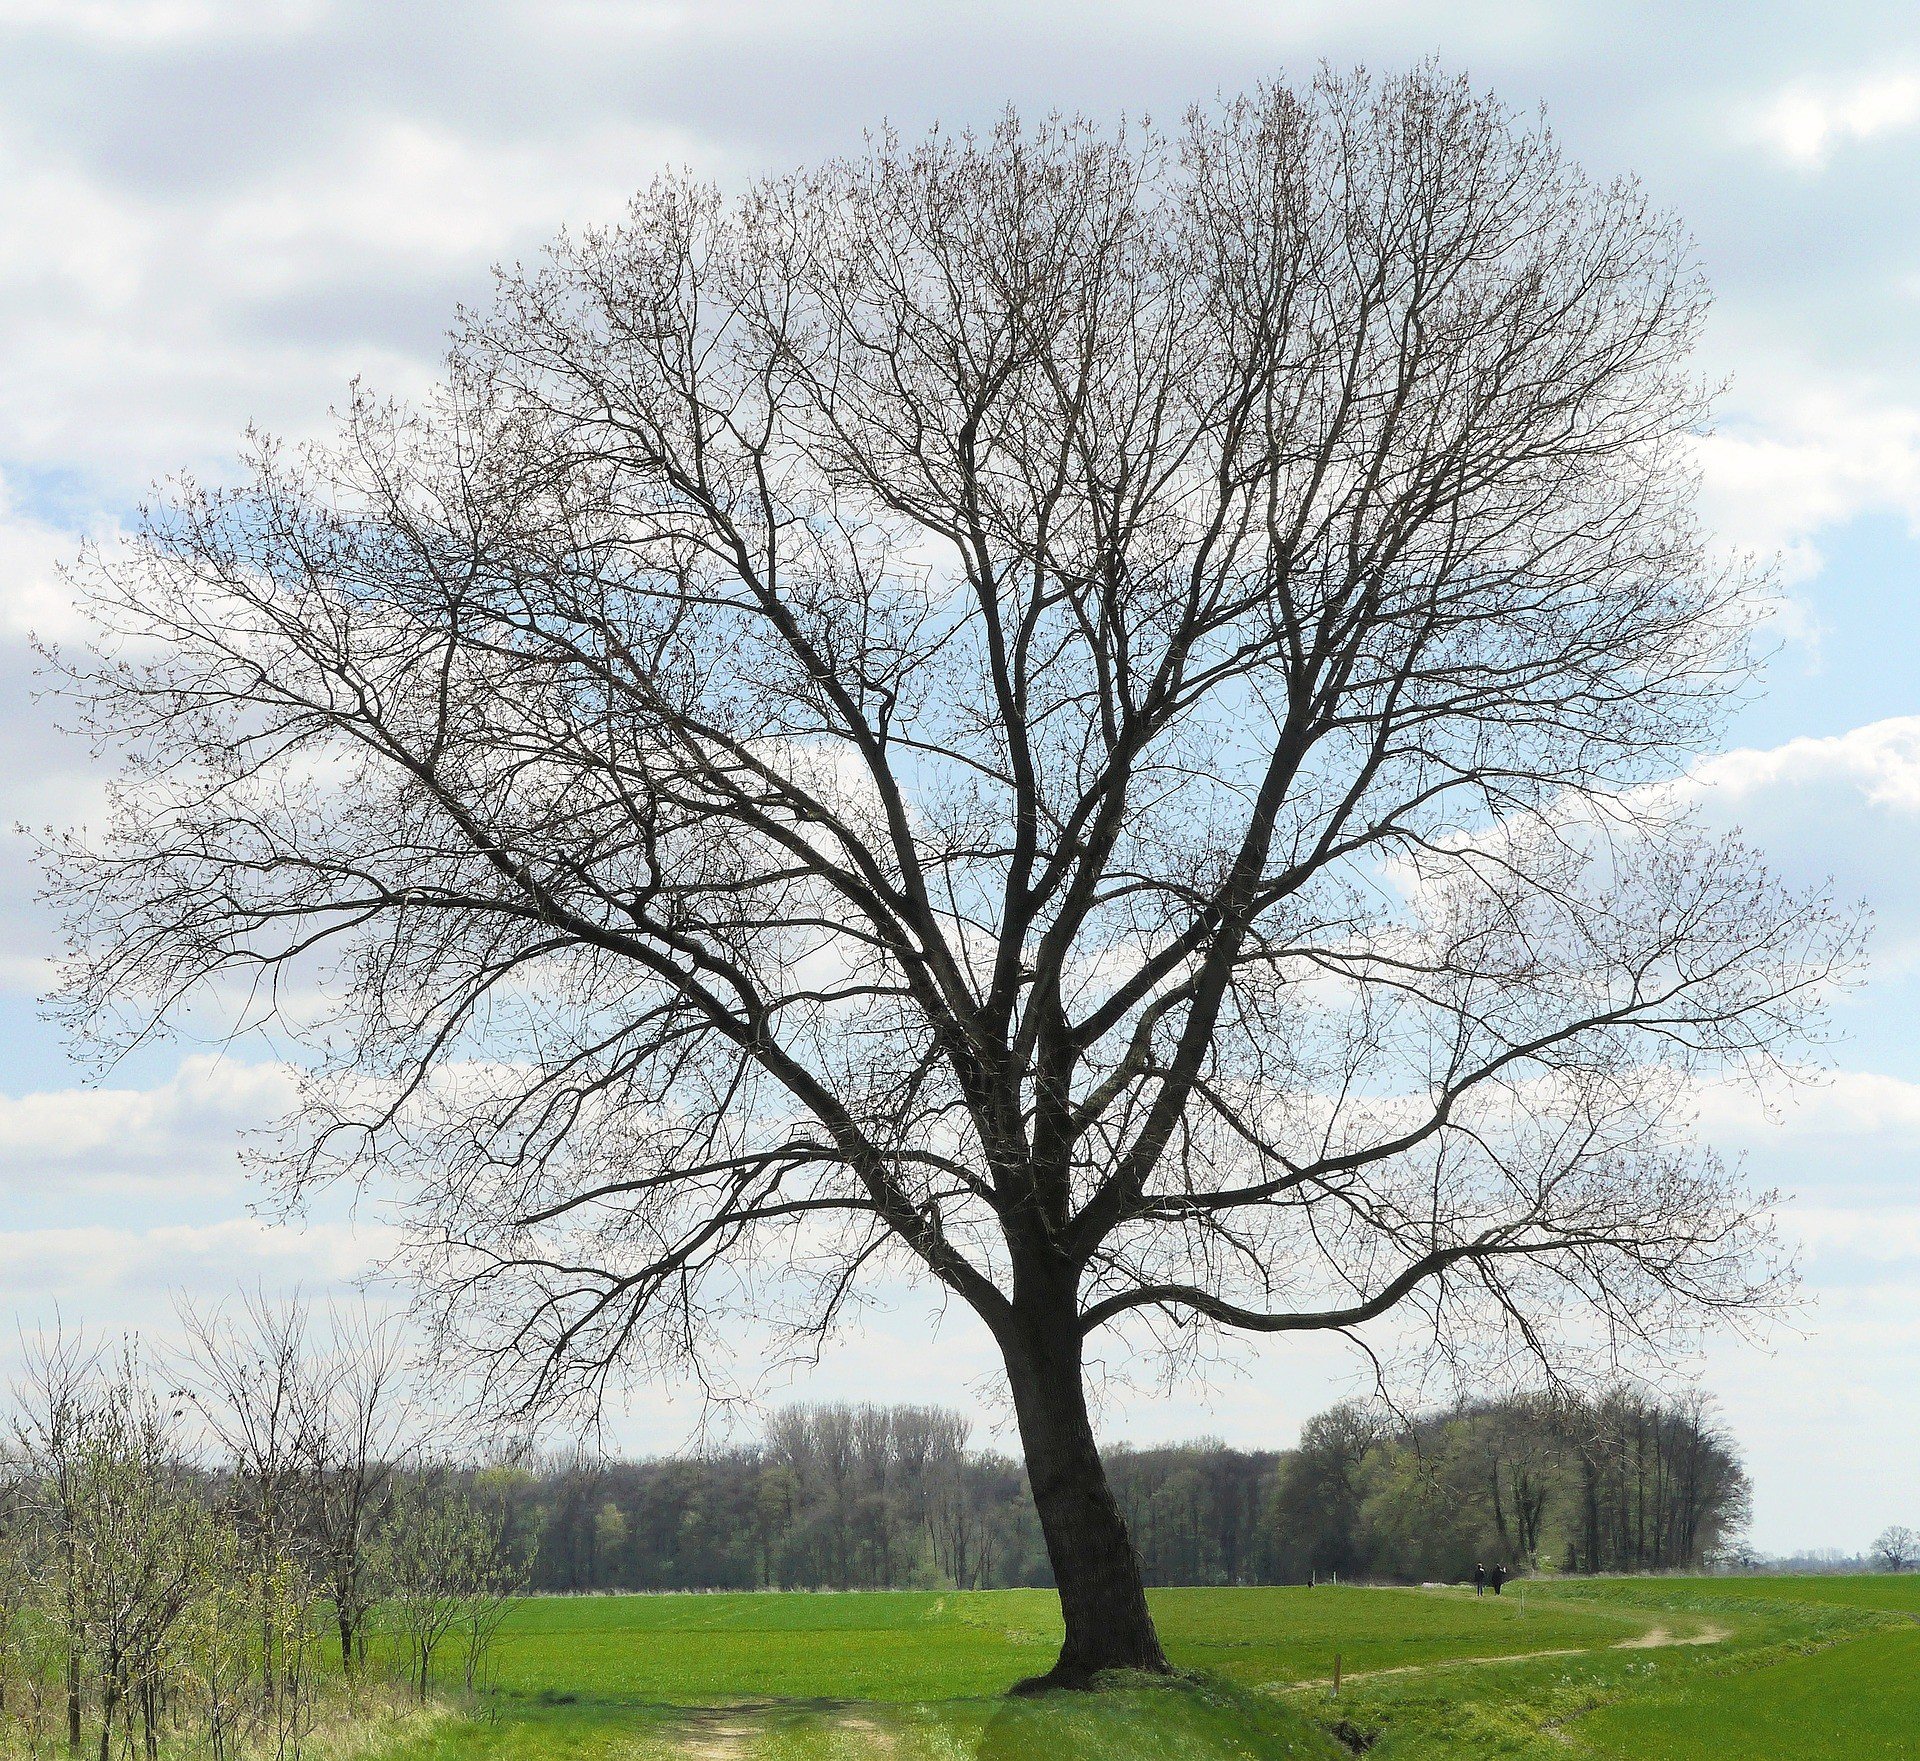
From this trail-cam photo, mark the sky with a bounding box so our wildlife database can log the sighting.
[2,0,1919,1555]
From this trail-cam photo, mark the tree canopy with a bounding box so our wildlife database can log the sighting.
[45,68,1855,1683]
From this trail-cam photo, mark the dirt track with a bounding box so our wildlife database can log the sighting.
[1277,1619,1731,1691]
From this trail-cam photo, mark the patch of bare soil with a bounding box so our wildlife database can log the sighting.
[669,1711,765,1761]
[1280,1620,1729,1692]
[1279,1649,1589,1691]
[1613,1622,1730,1649]
[665,1703,910,1761]
[834,1714,901,1755]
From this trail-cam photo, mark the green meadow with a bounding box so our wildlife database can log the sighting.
[472,1584,1641,1703]
[374,1574,1920,1761]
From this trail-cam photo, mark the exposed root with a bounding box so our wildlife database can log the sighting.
[1009,1658,1178,1696]
[1009,1668,1089,1696]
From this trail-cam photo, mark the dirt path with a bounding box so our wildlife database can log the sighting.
[670,1712,766,1761]
[834,1715,900,1755]
[1276,1620,1730,1691]
[646,1618,1738,1756]
[666,1704,906,1761]
[1615,1622,1729,1649]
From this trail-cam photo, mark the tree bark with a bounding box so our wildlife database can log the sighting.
[1001,1317,1171,1690]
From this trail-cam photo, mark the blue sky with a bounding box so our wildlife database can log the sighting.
[3,0,1919,1553]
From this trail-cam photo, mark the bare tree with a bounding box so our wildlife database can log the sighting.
[0,1440,30,1721]
[301,1306,416,1675]
[176,1293,416,1678]
[14,1327,102,1753]
[1873,1524,1919,1572]
[452,1479,526,1696]
[173,1296,321,1729]
[45,70,1856,1685]
[66,1348,210,1761]
[175,1295,314,1563]
[373,1472,506,1702]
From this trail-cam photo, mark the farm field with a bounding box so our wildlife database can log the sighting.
[1579,1623,1920,1760]
[473,1584,1647,1703]
[379,1575,1920,1761]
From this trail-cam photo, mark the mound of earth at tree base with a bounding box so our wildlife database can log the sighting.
[651,1677,1348,1761]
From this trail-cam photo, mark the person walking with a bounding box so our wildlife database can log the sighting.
[1491,1563,1507,1595]
[1474,1563,1486,1595]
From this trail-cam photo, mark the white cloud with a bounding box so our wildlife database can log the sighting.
[0,0,328,46]
[0,1057,396,1354]
[0,109,712,482]
[0,1054,295,1180]
[0,1215,393,1297]
[1682,717,1920,966]
[1697,390,1920,586]
[1787,1203,1920,1262]
[0,485,115,999]
[1696,717,1920,813]
[205,118,702,304]
[0,476,96,645]
[1696,1065,1920,1142]
[1746,70,1920,167]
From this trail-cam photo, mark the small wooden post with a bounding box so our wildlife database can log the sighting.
[1331,1653,1342,1697]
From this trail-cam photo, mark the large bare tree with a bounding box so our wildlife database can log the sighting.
[46,71,1854,1685]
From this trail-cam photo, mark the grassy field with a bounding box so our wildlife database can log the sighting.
[373,1573,1920,1761]
[1580,1623,1920,1760]
[476,1584,1645,1703]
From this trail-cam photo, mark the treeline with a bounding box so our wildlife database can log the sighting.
[0,1283,1753,1761]
[482,1390,1745,1593]
[492,1408,1287,1593]
[510,1406,1042,1592]
[1271,1391,1749,1582]
[0,1303,521,1761]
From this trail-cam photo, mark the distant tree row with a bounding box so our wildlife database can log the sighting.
[495,1406,1045,1593]
[493,1407,1289,1594]
[1270,1391,1750,1584]
[469,1390,1746,1594]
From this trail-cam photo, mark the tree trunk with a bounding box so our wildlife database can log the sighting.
[1001,1318,1170,1690]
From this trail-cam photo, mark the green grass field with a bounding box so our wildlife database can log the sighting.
[475,1584,1646,1703]
[372,1573,1920,1761]
[1580,1624,1920,1760]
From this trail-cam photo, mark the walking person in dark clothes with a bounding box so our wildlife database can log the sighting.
[1474,1563,1487,1595]
[1491,1563,1507,1595]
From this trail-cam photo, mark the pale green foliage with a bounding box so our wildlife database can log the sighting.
[0,1313,508,1761]
[0,1337,330,1761]
[373,1478,522,1700]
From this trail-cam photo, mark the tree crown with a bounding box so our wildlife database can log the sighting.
[46,69,1855,1419]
